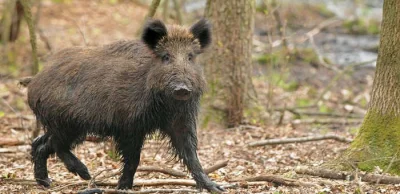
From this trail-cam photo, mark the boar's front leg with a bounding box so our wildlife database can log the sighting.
[115,135,145,190]
[166,117,225,193]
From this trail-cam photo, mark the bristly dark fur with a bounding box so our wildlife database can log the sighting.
[27,19,224,193]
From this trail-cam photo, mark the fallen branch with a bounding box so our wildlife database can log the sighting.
[240,175,319,187]
[204,160,229,174]
[77,188,199,194]
[249,134,352,147]
[295,166,400,184]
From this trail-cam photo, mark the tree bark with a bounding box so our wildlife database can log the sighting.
[204,0,255,127]
[342,0,400,174]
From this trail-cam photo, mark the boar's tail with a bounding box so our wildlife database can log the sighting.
[19,77,33,87]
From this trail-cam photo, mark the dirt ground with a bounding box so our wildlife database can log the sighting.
[0,0,399,193]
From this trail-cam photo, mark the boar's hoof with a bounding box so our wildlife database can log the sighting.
[36,177,52,188]
[66,163,91,180]
[200,181,225,193]
[76,169,91,180]
[116,181,133,190]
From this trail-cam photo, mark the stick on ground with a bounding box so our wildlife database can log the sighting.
[249,134,352,147]
[239,175,319,188]
[204,160,229,174]
[137,166,186,177]
[295,166,400,184]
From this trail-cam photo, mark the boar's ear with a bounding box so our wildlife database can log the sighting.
[142,19,168,50]
[190,18,211,49]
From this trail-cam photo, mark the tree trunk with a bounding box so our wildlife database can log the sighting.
[342,0,400,174]
[204,0,255,127]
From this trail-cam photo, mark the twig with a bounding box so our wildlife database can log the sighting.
[295,166,400,184]
[204,160,229,174]
[88,169,107,188]
[249,134,352,147]
[239,175,319,187]
[137,166,186,177]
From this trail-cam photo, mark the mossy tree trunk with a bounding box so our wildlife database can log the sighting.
[343,0,400,174]
[204,0,255,127]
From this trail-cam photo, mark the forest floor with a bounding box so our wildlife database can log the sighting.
[1,0,398,193]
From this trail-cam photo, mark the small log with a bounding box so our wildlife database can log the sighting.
[249,135,352,147]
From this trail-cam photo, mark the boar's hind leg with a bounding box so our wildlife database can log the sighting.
[31,133,55,187]
[167,119,225,193]
[52,136,91,180]
[115,136,145,190]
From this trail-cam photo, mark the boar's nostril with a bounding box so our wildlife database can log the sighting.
[173,87,191,101]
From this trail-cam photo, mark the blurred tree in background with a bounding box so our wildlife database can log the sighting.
[204,0,256,127]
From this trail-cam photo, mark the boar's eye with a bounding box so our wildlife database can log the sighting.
[188,53,194,61]
[162,53,170,63]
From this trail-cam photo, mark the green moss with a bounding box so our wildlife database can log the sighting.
[344,110,400,175]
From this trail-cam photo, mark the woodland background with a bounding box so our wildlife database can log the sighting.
[1,0,399,193]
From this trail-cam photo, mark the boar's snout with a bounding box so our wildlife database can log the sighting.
[172,83,192,101]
